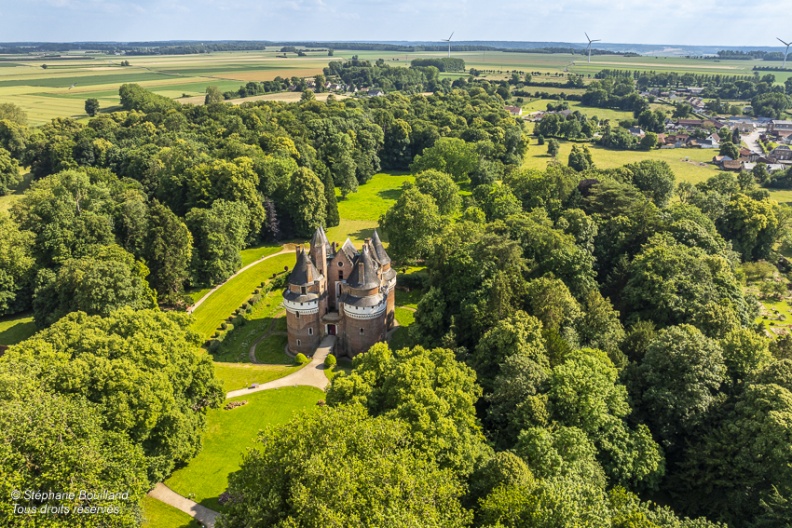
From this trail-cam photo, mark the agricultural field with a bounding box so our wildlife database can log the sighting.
[4,48,791,126]
[164,386,324,512]
[523,140,721,184]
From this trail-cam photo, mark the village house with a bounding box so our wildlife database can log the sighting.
[768,120,792,138]
[505,105,523,117]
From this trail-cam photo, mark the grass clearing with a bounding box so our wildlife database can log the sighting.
[164,386,324,512]
[524,140,720,184]
[327,172,413,244]
[141,496,199,528]
[0,313,36,345]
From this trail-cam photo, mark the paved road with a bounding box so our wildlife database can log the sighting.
[744,128,764,155]
[188,245,294,314]
[228,335,334,398]
[148,483,219,528]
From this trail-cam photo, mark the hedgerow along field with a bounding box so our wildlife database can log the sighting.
[3,47,791,125]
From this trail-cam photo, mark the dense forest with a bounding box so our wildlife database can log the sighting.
[1,59,792,527]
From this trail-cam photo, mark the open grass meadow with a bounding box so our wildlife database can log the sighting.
[524,140,721,185]
[141,496,199,528]
[0,313,36,346]
[327,171,414,244]
[164,386,324,512]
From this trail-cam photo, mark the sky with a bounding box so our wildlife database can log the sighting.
[2,0,791,47]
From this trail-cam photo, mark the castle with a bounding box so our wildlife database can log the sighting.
[282,227,396,357]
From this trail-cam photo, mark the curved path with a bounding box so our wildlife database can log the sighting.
[248,309,287,364]
[148,335,335,527]
[188,245,295,314]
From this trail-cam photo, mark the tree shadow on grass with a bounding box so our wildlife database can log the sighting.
[377,188,402,201]
[0,318,37,346]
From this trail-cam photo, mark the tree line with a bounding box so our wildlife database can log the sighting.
[217,152,792,526]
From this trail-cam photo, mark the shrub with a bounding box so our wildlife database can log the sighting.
[324,354,337,368]
[295,353,309,365]
[221,322,228,330]
[208,340,222,353]
[225,323,235,333]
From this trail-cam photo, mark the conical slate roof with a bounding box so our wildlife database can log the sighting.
[311,226,331,253]
[288,248,320,286]
[370,230,391,266]
[346,245,380,290]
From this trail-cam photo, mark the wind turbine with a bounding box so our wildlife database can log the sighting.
[585,32,601,64]
[442,32,454,58]
[778,37,792,69]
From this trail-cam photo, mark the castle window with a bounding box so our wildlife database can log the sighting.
[338,261,344,267]
[296,312,300,318]
[297,339,301,346]
[301,286,306,295]
[360,328,364,335]
[309,328,313,335]
[338,271,344,280]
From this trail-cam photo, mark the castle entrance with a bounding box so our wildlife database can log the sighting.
[327,324,337,336]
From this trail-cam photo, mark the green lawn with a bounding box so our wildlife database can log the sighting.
[524,141,720,184]
[239,244,282,267]
[327,172,413,244]
[395,306,415,327]
[165,386,324,512]
[141,496,199,528]
[190,253,293,340]
[767,188,792,206]
[0,313,36,345]
[213,290,288,363]
[213,362,302,393]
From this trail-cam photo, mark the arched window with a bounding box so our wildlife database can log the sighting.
[359,328,364,335]
[296,312,300,318]
[297,339,301,346]
[309,328,313,335]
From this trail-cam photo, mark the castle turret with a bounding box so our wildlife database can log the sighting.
[371,230,396,329]
[340,244,387,355]
[283,246,324,355]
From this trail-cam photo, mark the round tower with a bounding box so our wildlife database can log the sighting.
[371,230,397,330]
[339,244,387,356]
[283,246,323,355]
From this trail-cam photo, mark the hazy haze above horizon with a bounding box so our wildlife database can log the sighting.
[2,0,791,48]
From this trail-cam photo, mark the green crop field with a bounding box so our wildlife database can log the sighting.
[164,386,324,512]
[5,48,788,126]
[523,140,721,184]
